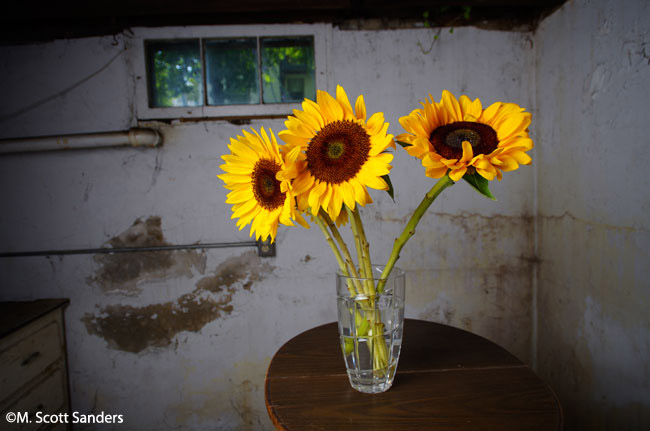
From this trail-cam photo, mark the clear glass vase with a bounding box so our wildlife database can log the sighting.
[336,265,405,393]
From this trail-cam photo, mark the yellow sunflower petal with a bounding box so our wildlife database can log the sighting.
[320,184,334,215]
[336,85,355,119]
[292,108,321,134]
[508,150,532,165]
[308,181,327,215]
[460,140,474,163]
[399,113,429,138]
[232,198,257,219]
[226,188,253,204]
[496,113,531,142]
[302,99,325,129]
[329,184,344,220]
[341,181,356,210]
[476,167,496,180]
[425,166,448,178]
[355,95,367,121]
[480,101,503,124]
[459,95,482,120]
[422,153,446,168]
[278,130,310,148]
[317,90,344,122]
[366,112,386,136]
[349,178,367,206]
[293,172,315,195]
[294,211,310,229]
[441,90,462,122]
[449,167,467,182]
[220,163,253,175]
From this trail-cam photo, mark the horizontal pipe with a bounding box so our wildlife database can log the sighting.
[0,128,162,154]
[0,241,259,258]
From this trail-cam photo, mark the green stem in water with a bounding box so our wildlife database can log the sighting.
[378,175,455,293]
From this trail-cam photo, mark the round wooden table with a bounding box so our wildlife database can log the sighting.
[265,319,562,430]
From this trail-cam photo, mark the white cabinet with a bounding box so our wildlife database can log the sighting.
[0,299,71,430]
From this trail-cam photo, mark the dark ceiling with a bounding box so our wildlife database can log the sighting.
[2,0,567,45]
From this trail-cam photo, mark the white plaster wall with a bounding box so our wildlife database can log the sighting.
[0,25,537,430]
[535,0,650,428]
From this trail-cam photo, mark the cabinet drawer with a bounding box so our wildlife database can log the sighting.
[2,368,67,431]
[0,320,62,401]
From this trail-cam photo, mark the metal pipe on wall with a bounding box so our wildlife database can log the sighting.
[0,239,276,258]
[0,128,162,154]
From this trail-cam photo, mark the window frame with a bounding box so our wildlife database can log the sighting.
[129,24,330,120]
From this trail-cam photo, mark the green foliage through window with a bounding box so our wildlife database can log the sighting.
[145,36,316,108]
[146,40,203,108]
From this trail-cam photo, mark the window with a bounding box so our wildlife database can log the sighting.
[130,25,329,119]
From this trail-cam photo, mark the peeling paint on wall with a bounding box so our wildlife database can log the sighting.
[86,216,206,294]
[83,251,273,353]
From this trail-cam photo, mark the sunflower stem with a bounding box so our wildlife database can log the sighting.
[320,210,363,295]
[313,214,356,296]
[378,174,455,293]
[346,206,366,280]
[353,208,374,292]
[346,206,373,296]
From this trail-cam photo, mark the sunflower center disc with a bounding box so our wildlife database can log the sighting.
[261,177,275,196]
[306,120,371,185]
[445,129,481,149]
[429,121,498,160]
[327,140,345,159]
[252,159,285,210]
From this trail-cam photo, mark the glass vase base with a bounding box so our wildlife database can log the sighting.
[346,365,398,393]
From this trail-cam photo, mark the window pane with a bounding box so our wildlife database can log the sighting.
[261,37,315,104]
[146,40,203,107]
[205,38,259,106]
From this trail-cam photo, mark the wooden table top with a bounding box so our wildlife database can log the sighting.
[265,319,562,430]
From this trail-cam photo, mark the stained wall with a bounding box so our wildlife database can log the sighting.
[1,0,647,428]
[0,26,535,429]
[534,0,650,428]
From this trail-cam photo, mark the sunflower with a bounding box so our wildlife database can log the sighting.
[277,85,394,221]
[397,90,533,182]
[218,127,301,242]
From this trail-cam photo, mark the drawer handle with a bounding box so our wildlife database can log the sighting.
[21,351,41,366]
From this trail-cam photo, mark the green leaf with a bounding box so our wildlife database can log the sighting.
[382,174,395,201]
[463,6,472,20]
[463,173,496,200]
[395,140,412,148]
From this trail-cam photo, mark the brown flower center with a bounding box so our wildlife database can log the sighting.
[252,159,285,210]
[306,120,371,184]
[429,121,498,160]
